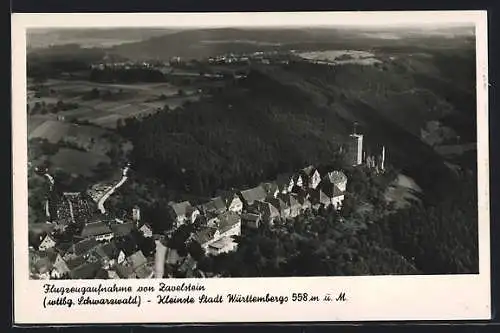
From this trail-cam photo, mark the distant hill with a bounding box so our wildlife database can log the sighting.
[27,26,475,62]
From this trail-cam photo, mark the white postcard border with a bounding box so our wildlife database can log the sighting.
[12,11,490,324]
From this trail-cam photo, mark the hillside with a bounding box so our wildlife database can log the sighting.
[118,42,476,200]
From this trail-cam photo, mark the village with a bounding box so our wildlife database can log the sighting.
[28,128,387,280]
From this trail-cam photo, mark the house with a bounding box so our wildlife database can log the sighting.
[320,177,346,210]
[138,223,153,238]
[217,211,241,239]
[241,213,261,229]
[178,255,197,276]
[276,173,295,193]
[219,191,243,214]
[261,182,279,198]
[280,193,302,218]
[65,238,100,259]
[32,255,55,279]
[69,261,101,279]
[107,270,120,279]
[296,191,312,211]
[38,234,57,251]
[204,211,220,227]
[192,227,218,253]
[167,201,198,227]
[267,197,290,219]
[50,254,70,279]
[301,166,322,189]
[326,170,348,192]
[186,206,201,224]
[117,250,127,264]
[110,222,135,239]
[28,223,56,249]
[80,221,114,241]
[115,263,136,279]
[207,237,238,256]
[92,242,119,269]
[200,196,227,215]
[308,188,332,210]
[239,185,267,209]
[127,250,148,271]
[292,174,304,188]
[256,200,280,225]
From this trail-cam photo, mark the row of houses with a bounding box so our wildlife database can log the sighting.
[164,166,348,256]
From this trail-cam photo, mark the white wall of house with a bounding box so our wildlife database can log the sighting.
[228,198,243,214]
[38,236,56,251]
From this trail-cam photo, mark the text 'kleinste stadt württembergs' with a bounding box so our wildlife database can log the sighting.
[41,282,348,308]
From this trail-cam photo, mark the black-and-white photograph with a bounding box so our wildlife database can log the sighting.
[25,20,480,281]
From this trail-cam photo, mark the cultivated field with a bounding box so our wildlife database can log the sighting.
[30,80,201,129]
[49,148,111,177]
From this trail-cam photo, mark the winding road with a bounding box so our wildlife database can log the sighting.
[97,165,130,214]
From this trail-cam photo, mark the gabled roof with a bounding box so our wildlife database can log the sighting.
[115,263,135,278]
[309,188,331,205]
[69,261,101,279]
[257,200,280,217]
[200,197,226,214]
[110,222,135,238]
[267,197,288,212]
[65,255,86,270]
[80,222,112,238]
[193,227,218,245]
[239,185,267,205]
[218,211,241,234]
[127,250,148,270]
[208,236,235,250]
[70,238,100,256]
[168,201,193,218]
[93,241,119,260]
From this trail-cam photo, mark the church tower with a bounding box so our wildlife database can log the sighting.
[345,122,364,166]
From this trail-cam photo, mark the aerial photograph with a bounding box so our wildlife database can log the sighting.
[26,24,478,280]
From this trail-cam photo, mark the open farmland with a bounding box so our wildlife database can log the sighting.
[49,148,111,177]
[33,80,202,128]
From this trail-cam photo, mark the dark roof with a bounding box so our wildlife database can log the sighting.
[128,250,148,270]
[168,201,192,218]
[80,222,112,238]
[193,227,218,245]
[267,197,287,212]
[115,263,135,278]
[200,197,226,214]
[93,242,119,260]
[239,186,267,205]
[69,261,101,279]
[65,255,86,270]
[257,201,280,217]
[217,211,241,234]
[71,238,100,256]
[110,222,135,238]
[309,189,330,205]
